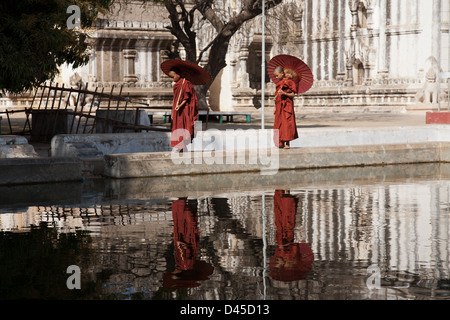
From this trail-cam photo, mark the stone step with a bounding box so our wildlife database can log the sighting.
[63,142,104,158]
[0,144,38,158]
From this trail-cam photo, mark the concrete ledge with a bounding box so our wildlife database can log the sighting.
[2,163,447,208]
[104,163,450,200]
[51,125,450,158]
[49,125,450,178]
[104,142,450,179]
[0,135,38,158]
[0,135,29,145]
[51,131,172,157]
[0,157,83,185]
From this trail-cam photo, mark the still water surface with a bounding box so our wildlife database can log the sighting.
[1,165,450,300]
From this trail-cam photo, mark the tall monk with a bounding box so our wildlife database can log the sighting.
[273,66,299,149]
[168,67,199,151]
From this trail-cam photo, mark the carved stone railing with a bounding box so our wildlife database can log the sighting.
[96,19,170,30]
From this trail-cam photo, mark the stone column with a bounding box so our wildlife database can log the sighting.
[365,2,376,81]
[230,58,238,87]
[336,0,347,80]
[432,0,441,63]
[366,3,375,30]
[346,50,354,85]
[123,49,138,83]
[377,0,389,77]
[238,41,251,88]
[349,0,359,32]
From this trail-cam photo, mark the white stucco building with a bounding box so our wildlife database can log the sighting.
[2,0,448,112]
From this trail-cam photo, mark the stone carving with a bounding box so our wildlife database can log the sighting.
[65,72,93,112]
[415,68,439,105]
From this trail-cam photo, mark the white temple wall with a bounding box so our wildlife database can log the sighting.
[209,0,449,110]
[8,0,447,112]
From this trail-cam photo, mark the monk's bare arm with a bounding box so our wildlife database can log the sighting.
[176,100,187,110]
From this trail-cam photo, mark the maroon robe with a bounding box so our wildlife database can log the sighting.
[269,190,314,282]
[162,199,214,289]
[171,199,199,271]
[273,78,299,147]
[171,78,199,149]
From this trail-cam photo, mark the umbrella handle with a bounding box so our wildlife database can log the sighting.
[175,78,186,111]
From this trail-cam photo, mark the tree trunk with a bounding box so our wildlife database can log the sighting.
[161,0,284,110]
[196,33,232,110]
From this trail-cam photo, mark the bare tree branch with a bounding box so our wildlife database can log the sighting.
[193,0,224,32]
[164,0,197,62]
[144,0,284,108]
[196,38,215,64]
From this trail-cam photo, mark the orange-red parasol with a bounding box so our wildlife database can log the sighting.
[267,54,314,94]
[269,243,314,282]
[162,260,214,289]
[161,59,212,85]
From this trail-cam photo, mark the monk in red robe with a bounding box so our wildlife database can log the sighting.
[273,66,299,149]
[168,67,199,151]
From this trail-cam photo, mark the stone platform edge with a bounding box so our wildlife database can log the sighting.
[1,142,449,187]
[0,157,83,186]
[103,142,450,179]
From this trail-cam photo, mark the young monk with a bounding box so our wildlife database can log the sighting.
[273,66,299,149]
[168,67,199,151]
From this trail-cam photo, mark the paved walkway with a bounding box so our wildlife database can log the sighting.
[205,110,428,130]
[0,109,431,157]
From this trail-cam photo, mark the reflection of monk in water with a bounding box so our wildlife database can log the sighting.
[270,190,314,282]
[163,198,213,289]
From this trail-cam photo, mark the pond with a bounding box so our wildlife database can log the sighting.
[1,164,449,301]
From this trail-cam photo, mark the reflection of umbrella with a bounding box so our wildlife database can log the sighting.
[163,260,214,289]
[161,59,212,85]
[269,243,314,282]
[267,55,314,93]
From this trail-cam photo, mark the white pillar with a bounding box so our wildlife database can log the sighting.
[123,49,138,83]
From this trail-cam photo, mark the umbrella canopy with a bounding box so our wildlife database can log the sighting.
[269,243,314,282]
[162,260,214,289]
[161,59,212,85]
[267,54,314,94]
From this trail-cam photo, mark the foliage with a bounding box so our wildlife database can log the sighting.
[0,222,99,299]
[0,0,111,95]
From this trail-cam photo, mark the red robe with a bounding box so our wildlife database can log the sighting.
[171,199,199,271]
[273,78,299,146]
[171,78,199,149]
[162,199,214,289]
[270,190,314,282]
[273,190,298,246]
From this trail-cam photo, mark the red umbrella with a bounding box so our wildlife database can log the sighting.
[161,59,212,85]
[162,260,214,289]
[267,55,314,94]
[269,243,314,282]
